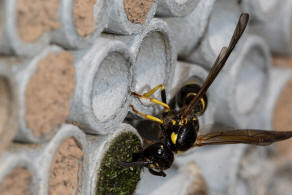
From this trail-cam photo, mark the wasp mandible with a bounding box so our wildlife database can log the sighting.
[119,13,292,177]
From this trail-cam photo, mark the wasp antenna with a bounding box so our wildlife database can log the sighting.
[118,161,148,168]
[181,13,249,118]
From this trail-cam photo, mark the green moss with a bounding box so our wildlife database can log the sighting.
[96,132,142,195]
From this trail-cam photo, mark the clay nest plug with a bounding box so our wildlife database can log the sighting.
[95,132,143,195]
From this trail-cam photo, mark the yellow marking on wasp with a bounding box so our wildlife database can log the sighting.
[171,120,176,125]
[130,105,164,124]
[143,84,165,97]
[155,163,160,167]
[178,118,188,126]
[146,158,151,162]
[171,132,178,144]
[177,150,184,154]
[149,164,155,169]
[129,167,134,171]
[186,92,206,111]
[184,81,200,86]
[192,117,197,121]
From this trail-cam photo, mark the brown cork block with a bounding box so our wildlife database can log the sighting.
[49,137,83,195]
[0,166,34,195]
[273,56,292,158]
[73,0,97,37]
[25,51,75,138]
[124,0,156,24]
[16,0,60,43]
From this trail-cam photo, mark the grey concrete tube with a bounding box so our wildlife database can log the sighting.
[156,0,200,17]
[249,67,292,130]
[33,124,87,195]
[51,0,108,49]
[240,0,281,22]
[171,61,215,131]
[0,62,18,154]
[82,123,142,195]
[186,0,245,67]
[105,0,157,35]
[3,46,76,143]
[150,162,209,195]
[0,146,38,195]
[68,38,134,134]
[248,0,292,55]
[162,0,216,58]
[120,19,176,116]
[175,145,248,195]
[0,0,52,56]
[209,35,271,129]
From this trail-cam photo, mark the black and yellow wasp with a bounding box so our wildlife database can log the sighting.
[120,13,292,177]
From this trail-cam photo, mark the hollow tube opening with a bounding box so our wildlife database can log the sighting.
[234,46,266,114]
[134,32,167,103]
[91,52,130,122]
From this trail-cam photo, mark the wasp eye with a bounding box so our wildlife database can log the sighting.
[157,148,163,155]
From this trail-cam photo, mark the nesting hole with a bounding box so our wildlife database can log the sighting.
[123,0,155,24]
[0,166,34,195]
[0,77,12,137]
[91,52,130,122]
[25,51,75,138]
[134,32,167,102]
[49,137,83,195]
[73,0,96,37]
[234,46,266,114]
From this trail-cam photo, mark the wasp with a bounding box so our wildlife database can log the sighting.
[119,13,292,177]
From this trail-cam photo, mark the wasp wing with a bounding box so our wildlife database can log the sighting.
[195,130,292,146]
[182,13,249,117]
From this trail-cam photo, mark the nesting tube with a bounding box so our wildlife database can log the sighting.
[209,35,271,128]
[22,124,86,195]
[249,0,292,55]
[82,123,142,195]
[0,146,37,195]
[51,0,108,49]
[175,145,248,195]
[105,19,175,117]
[250,67,292,130]
[4,46,76,143]
[156,0,201,17]
[230,145,272,195]
[186,0,245,67]
[68,38,134,134]
[0,0,59,56]
[0,63,18,154]
[240,0,281,22]
[105,0,157,34]
[162,0,216,58]
[171,61,216,131]
[150,162,209,195]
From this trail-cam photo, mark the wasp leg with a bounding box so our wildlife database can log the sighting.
[148,168,167,177]
[142,84,167,104]
[130,105,164,124]
[132,92,170,112]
